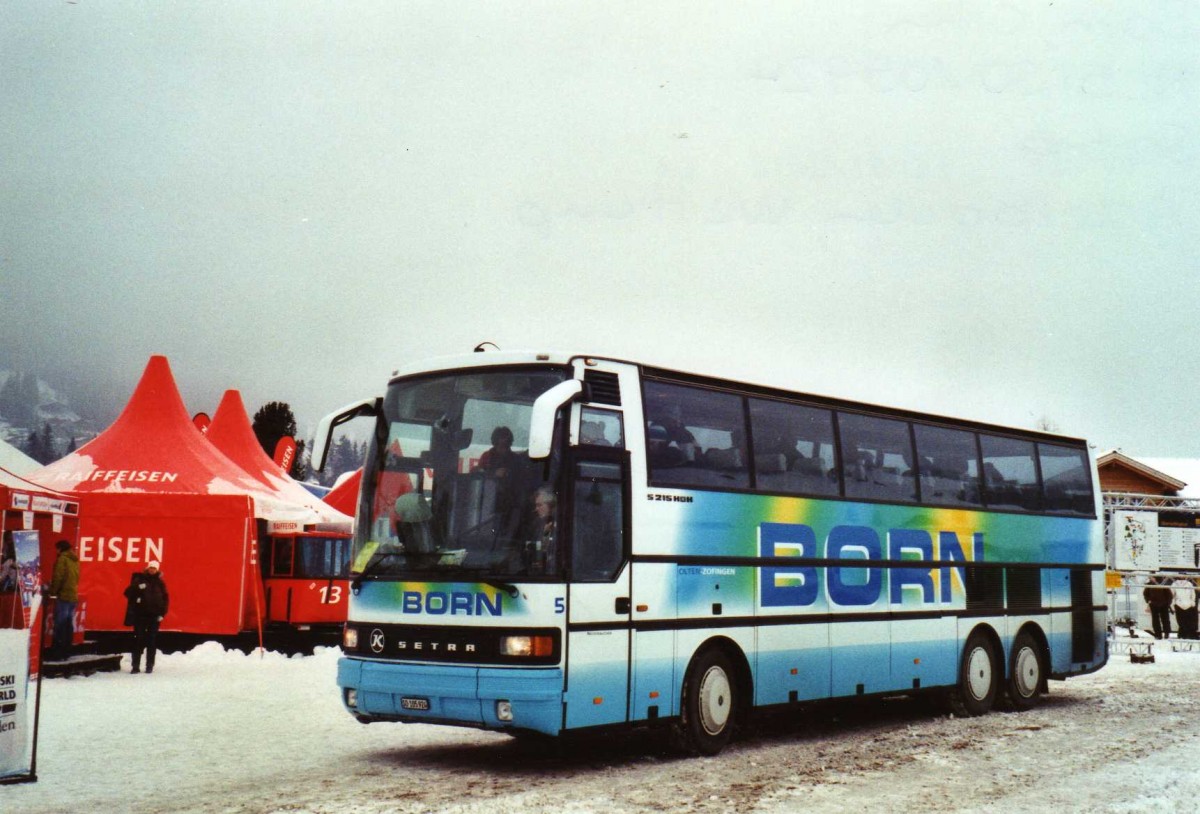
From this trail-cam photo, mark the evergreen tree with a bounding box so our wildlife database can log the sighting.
[66,436,78,454]
[324,436,359,487]
[291,438,310,481]
[24,429,42,463]
[38,422,56,463]
[252,400,298,459]
[251,401,313,479]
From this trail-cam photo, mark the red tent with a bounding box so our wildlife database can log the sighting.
[31,356,316,635]
[1,466,82,640]
[206,389,350,529]
[323,468,361,517]
[323,440,414,538]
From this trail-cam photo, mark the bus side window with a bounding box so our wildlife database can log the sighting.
[644,380,749,489]
[572,461,624,581]
[837,412,918,504]
[1037,443,1092,515]
[581,407,624,449]
[913,424,984,508]
[980,434,1040,511]
[748,398,837,497]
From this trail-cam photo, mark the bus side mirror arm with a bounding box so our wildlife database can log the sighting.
[311,397,382,472]
[528,380,584,460]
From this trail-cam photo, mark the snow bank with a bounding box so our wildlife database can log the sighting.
[7,643,1200,813]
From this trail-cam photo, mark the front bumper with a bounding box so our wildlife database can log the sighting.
[337,657,564,736]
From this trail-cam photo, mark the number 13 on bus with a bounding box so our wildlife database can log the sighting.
[312,350,1105,755]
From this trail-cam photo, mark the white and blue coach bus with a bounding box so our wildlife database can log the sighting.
[313,350,1105,755]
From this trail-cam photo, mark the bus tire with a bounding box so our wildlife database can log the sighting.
[674,648,739,756]
[948,630,999,717]
[1006,630,1045,711]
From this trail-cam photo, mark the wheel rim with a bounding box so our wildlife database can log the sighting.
[697,664,732,736]
[1013,645,1040,698]
[966,645,993,701]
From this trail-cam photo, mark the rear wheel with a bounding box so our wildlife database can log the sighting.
[675,648,739,756]
[948,631,999,716]
[1006,631,1045,711]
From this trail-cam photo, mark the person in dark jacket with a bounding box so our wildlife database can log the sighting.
[1143,575,1174,639]
[48,539,81,661]
[124,561,169,673]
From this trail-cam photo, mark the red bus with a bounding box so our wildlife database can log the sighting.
[261,529,352,637]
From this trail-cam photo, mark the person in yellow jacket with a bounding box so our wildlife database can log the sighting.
[48,539,80,661]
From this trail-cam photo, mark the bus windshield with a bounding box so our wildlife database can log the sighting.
[353,367,569,582]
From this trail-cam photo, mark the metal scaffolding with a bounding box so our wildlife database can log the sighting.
[1104,492,1200,512]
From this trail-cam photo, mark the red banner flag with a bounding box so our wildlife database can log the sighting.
[273,436,296,473]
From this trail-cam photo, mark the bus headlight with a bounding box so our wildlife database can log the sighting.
[499,635,554,657]
[343,626,358,650]
[346,689,358,708]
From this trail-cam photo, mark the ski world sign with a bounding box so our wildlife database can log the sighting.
[0,530,44,784]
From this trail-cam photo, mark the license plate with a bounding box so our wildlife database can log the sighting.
[400,697,430,711]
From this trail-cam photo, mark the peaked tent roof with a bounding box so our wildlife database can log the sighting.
[31,356,314,522]
[0,436,39,476]
[0,464,75,498]
[207,390,350,526]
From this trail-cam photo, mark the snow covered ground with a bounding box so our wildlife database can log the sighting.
[7,639,1200,814]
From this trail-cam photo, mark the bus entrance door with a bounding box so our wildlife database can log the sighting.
[564,450,631,730]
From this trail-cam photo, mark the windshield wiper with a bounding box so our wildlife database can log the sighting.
[483,580,520,598]
[350,551,404,593]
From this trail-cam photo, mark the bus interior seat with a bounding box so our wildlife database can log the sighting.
[394,492,436,553]
[755,453,787,474]
[704,446,743,470]
[791,455,823,476]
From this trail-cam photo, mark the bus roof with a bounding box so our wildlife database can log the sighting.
[386,350,1090,448]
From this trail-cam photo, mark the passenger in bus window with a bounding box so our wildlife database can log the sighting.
[581,420,610,446]
[647,423,685,468]
[659,407,698,462]
[756,427,800,470]
[526,486,557,572]
[477,426,517,477]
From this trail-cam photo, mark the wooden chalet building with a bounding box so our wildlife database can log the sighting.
[1097,451,1187,497]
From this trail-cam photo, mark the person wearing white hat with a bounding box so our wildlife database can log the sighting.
[123,560,170,673]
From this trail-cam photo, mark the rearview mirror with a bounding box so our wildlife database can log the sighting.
[528,380,584,460]
[311,397,381,472]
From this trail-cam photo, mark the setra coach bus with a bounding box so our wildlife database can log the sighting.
[313,350,1105,755]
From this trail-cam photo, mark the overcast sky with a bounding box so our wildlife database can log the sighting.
[2,1,1197,456]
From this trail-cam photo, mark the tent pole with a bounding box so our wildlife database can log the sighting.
[254,542,264,658]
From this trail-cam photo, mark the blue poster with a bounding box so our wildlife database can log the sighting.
[0,529,42,784]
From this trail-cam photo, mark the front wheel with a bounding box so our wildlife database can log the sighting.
[1006,631,1045,711]
[674,648,739,756]
[948,631,999,716]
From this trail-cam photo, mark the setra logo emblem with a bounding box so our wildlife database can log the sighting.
[369,629,385,653]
